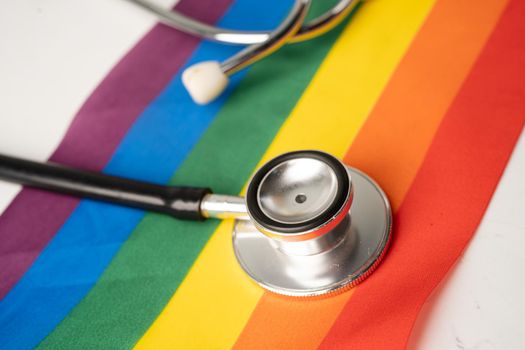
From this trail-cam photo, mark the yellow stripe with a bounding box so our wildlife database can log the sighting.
[134,0,435,348]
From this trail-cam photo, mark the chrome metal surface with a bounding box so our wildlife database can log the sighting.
[257,158,339,224]
[246,150,353,243]
[125,0,359,45]
[233,167,392,297]
[270,214,349,256]
[200,194,248,220]
[220,0,310,75]
[292,0,359,42]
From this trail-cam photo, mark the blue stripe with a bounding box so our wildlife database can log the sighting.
[0,1,290,349]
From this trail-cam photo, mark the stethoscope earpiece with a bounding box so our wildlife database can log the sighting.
[181,61,228,105]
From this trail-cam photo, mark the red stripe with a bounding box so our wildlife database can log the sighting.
[319,0,525,348]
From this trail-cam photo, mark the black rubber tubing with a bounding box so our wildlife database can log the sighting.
[0,153,211,221]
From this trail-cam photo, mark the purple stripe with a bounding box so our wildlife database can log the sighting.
[0,0,232,299]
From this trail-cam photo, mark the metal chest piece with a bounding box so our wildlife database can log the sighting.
[233,151,392,297]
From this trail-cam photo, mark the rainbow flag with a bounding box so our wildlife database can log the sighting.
[1,0,524,348]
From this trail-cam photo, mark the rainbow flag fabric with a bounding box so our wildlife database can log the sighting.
[1,0,524,348]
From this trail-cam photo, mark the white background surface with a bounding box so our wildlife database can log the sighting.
[0,1,524,349]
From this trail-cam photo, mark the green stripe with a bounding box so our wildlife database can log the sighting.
[38,5,347,349]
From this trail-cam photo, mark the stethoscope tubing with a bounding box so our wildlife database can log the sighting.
[0,153,213,221]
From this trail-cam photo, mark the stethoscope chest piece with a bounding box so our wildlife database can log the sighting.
[233,151,392,297]
[0,148,390,299]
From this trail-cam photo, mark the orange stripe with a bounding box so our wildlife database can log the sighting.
[344,0,509,207]
[319,0,525,346]
[233,292,353,349]
[232,0,508,348]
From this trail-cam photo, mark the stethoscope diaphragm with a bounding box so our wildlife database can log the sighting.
[234,151,392,297]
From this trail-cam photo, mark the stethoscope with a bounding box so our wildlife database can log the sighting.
[0,150,391,297]
[124,0,360,104]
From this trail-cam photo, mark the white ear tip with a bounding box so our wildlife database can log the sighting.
[182,61,229,105]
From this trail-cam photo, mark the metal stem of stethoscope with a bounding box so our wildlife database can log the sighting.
[123,0,360,104]
[0,150,391,297]
[220,0,309,75]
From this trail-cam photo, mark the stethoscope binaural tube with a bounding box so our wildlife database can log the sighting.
[125,0,360,45]
[0,150,391,297]
[123,0,360,104]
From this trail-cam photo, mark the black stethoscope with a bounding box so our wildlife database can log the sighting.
[0,150,391,297]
